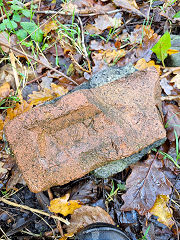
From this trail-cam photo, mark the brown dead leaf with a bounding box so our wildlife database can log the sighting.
[48,193,82,216]
[94,15,122,31]
[150,195,174,228]
[43,20,58,36]
[135,58,161,75]
[120,156,172,215]
[28,83,68,105]
[170,74,180,89]
[0,82,10,99]
[66,206,114,235]
[113,0,145,17]
[0,161,8,175]
[163,103,180,141]
[0,32,10,53]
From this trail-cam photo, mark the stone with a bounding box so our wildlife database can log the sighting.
[4,67,166,193]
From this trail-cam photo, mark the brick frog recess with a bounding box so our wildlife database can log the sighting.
[4,65,166,193]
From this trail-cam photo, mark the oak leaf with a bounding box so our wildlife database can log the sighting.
[0,82,10,99]
[43,20,58,36]
[150,195,174,228]
[120,156,172,215]
[135,58,161,75]
[48,193,82,216]
[28,83,68,105]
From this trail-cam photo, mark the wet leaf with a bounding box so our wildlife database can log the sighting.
[151,31,171,66]
[66,206,114,234]
[28,83,68,105]
[120,156,172,215]
[135,58,161,75]
[167,49,179,55]
[163,103,180,141]
[150,195,174,228]
[48,193,82,216]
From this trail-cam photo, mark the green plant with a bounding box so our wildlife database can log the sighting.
[0,0,43,43]
[153,129,180,169]
[106,180,126,202]
[151,31,171,67]
[138,225,151,240]
[0,95,20,109]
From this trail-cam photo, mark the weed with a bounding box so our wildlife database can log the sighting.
[106,180,126,202]
[138,225,151,240]
[0,95,20,110]
[153,129,180,169]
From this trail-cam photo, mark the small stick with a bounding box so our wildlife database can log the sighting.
[0,0,41,22]
[0,197,70,225]
[35,9,123,17]
[160,66,180,80]
[161,95,180,101]
[0,41,78,85]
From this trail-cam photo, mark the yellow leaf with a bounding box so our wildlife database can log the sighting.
[170,74,180,89]
[0,115,4,140]
[43,20,58,36]
[167,49,179,55]
[28,84,68,106]
[59,232,74,240]
[135,58,161,75]
[150,195,174,228]
[0,82,10,99]
[48,193,82,216]
[5,100,32,122]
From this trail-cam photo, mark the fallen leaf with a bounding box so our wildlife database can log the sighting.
[0,82,10,99]
[28,83,68,105]
[94,15,122,31]
[163,103,180,141]
[43,20,58,36]
[0,115,4,140]
[48,193,82,216]
[167,49,179,55]
[103,49,126,64]
[150,195,174,228]
[113,0,145,17]
[120,156,172,215]
[0,161,8,175]
[170,74,180,89]
[160,78,173,95]
[135,58,161,75]
[66,206,114,234]
[5,100,32,122]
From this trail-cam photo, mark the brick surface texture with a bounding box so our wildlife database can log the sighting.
[5,68,166,192]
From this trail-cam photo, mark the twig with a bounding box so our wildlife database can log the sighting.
[160,66,180,80]
[35,9,123,17]
[161,95,180,101]
[0,0,41,22]
[0,41,78,85]
[77,15,91,73]
[0,197,70,225]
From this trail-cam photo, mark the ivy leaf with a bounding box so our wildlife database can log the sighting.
[151,31,171,67]
[20,22,44,42]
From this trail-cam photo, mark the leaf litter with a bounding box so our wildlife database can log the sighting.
[0,0,180,239]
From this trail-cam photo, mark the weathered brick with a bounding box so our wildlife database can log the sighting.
[5,68,166,192]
